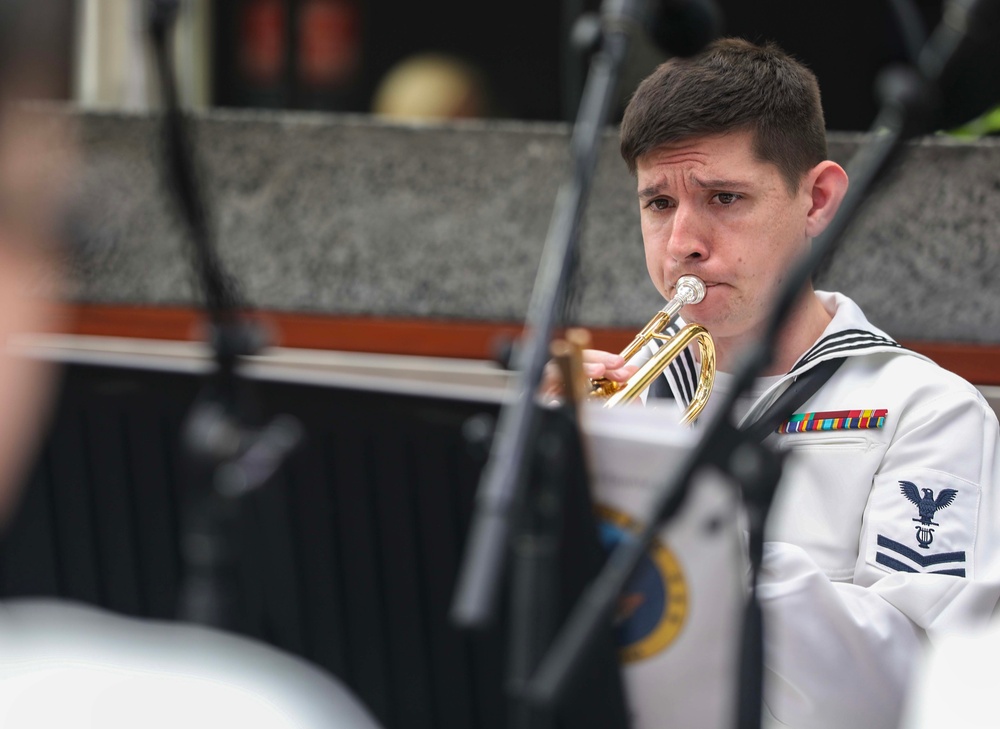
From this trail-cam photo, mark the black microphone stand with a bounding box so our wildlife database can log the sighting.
[450,2,658,726]
[520,14,970,729]
[147,0,303,631]
[451,0,641,624]
[450,0,643,634]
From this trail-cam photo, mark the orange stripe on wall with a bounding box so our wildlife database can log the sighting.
[59,303,1000,386]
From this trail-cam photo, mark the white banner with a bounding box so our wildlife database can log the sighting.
[580,403,749,729]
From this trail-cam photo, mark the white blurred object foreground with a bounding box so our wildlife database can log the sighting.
[899,618,1000,729]
[0,598,383,729]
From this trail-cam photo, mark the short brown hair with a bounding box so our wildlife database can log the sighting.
[620,38,827,193]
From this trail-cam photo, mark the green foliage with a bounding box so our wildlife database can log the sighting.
[944,106,1000,139]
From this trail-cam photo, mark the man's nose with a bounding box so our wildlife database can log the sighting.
[667,206,709,261]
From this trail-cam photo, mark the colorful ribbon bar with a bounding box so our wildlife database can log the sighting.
[778,408,888,434]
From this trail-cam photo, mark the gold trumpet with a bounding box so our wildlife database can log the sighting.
[590,275,716,424]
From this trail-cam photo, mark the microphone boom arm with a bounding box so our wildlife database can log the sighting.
[450,1,644,631]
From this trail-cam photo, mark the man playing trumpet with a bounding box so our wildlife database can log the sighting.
[547,37,1000,728]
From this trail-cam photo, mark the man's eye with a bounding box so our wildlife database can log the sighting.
[714,192,741,205]
[648,198,674,211]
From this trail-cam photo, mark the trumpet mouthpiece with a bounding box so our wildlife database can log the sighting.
[674,275,706,305]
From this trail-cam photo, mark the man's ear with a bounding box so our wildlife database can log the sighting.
[804,161,849,238]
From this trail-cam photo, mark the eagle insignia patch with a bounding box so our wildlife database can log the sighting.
[866,472,978,579]
[900,481,958,548]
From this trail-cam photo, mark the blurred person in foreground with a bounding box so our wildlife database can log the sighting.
[0,6,381,727]
[0,1,73,526]
[546,37,1000,728]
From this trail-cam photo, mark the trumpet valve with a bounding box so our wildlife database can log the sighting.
[589,377,622,398]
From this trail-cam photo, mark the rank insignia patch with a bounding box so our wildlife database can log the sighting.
[865,471,979,580]
[778,408,887,433]
[874,535,966,577]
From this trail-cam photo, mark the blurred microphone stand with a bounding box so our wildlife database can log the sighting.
[147,0,303,631]
[450,1,650,725]
[521,0,1000,727]
[451,1,718,726]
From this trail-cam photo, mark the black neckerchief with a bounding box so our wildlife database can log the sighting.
[649,356,847,442]
[740,357,847,443]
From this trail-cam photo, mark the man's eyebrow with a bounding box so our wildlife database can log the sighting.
[638,177,753,199]
[637,184,665,199]
[691,176,751,190]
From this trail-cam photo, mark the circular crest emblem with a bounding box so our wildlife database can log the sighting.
[596,504,688,663]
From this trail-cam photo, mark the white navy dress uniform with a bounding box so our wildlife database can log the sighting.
[646,290,1000,729]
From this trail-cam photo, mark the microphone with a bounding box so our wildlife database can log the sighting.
[647,0,724,58]
[596,0,721,57]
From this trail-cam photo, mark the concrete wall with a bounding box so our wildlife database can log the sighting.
[41,105,1000,345]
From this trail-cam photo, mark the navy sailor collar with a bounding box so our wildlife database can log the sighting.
[654,290,924,412]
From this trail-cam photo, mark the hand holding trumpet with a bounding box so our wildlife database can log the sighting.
[540,275,714,421]
[540,345,638,401]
